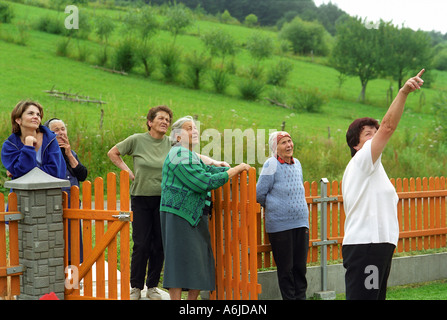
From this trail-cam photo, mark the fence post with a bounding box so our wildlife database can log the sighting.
[312,178,337,300]
[5,168,70,300]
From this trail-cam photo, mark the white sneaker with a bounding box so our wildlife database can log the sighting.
[130,287,141,300]
[146,287,162,300]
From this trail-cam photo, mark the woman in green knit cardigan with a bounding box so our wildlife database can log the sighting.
[160,116,250,300]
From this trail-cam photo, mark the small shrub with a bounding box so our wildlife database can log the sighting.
[159,45,181,82]
[243,63,264,81]
[95,47,108,66]
[184,51,210,89]
[76,41,90,62]
[239,78,264,100]
[225,58,237,74]
[267,59,293,87]
[0,2,14,23]
[211,69,230,94]
[36,15,64,35]
[135,42,157,77]
[35,15,51,32]
[16,20,30,46]
[56,38,71,57]
[114,40,136,72]
[291,87,327,113]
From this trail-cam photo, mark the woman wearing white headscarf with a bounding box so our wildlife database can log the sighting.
[256,131,309,300]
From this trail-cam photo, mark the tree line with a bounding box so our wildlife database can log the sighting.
[331,16,433,102]
[139,0,346,30]
[129,0,447,80]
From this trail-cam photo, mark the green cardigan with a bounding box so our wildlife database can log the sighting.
[160,146,229,226]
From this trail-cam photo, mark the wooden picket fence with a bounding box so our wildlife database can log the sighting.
[209,168,262,300]
[63,171,132,300]
[257,176,447,269]
[395,177,447,252]
[2,172,445,300]
[0,193,21,300]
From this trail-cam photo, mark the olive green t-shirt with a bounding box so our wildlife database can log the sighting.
[116,133,171,196]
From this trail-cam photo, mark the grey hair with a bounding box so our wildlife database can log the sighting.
[45,118,66,130]
[49,119,65,127]
[170,115,195,144]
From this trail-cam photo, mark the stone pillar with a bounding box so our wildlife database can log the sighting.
[5,167,70,300]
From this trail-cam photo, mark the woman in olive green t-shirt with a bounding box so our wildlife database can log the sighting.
[107,106,228,300]
[108,105,173,300]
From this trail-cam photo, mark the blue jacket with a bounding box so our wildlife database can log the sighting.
[1,125,66,180]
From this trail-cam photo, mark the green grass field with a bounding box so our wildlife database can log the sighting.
[1,2,445,299]
[1,0,446,187]
[333,279,447,300]
[387,279,447,300]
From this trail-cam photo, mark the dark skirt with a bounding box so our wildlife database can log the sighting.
[160,211,215,291]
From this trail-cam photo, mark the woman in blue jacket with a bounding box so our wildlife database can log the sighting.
[1,100,66,180]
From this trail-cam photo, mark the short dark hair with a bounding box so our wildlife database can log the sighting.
[346,117,380,157]
[11,100,44,134]
[146,105,173,131]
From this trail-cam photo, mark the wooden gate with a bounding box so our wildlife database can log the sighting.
[209,168,262,300]
[0,192,21,300]
[63,171,132,300]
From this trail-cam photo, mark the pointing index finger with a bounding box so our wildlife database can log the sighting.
[416,68,425,78]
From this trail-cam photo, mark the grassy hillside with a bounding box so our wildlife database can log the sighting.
[0,0,446,191]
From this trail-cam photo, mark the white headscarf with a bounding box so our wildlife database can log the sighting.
[268,131,291,155]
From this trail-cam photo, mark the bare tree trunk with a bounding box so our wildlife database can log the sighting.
[357,79,368,102]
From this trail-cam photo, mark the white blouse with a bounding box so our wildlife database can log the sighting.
[342,139,399,246]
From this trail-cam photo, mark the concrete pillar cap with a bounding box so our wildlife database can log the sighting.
[4,167,70,190]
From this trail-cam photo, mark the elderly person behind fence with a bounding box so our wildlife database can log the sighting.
[108,106,229,300]
[256,131,309,300]
[160,116,251,300]
[44,118,88,201]
[342,69,425,300]
[45,118,88,264]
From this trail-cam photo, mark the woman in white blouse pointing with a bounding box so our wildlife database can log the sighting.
[342,69,425,300]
